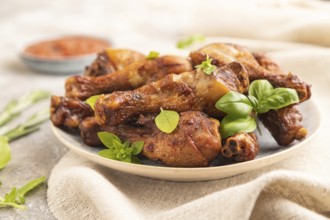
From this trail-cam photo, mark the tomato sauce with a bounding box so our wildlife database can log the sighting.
[24,36,110,59]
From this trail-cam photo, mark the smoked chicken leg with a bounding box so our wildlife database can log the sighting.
[94,62,249,126]
[190,43,311,102]
[191,43,310,146]
[84,48,145,77]
[66,55,192,100]
[80,111,222,167]
[221,132,259,162]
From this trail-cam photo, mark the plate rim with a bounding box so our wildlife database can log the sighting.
[51,98,322,181]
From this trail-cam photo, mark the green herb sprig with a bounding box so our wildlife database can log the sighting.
[0,108,50,169]
[85,95,101,110]
[0,136,11,169]
[176,34,206,49]
[216,80,299,138]
[195,55,216,75]
[146,51,159,60]
[0,176,46,209]
[98,132,144,163]
[155,108,180,133]
[0,90,50,127]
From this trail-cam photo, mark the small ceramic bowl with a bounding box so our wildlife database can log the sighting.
[18,34,112,74]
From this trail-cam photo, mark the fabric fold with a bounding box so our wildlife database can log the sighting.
[47,153,143,220]
[48,152,330,220]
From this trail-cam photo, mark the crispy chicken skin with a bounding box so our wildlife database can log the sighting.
[259,106,308,146]
[190,43,310,146]
[252,52,282,73]
[94,62,249,126]
[84,49,145,77]
[190,43,311,102]
[253,53,308,145]
[50,43,311,167]
[221,133,259,162]
[50,96,94,129]
[103,111,221,167]
[79,117,102,146]
[79,112,221,167]
[65,55,193,100]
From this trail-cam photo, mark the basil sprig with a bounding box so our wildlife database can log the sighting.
[216,80,299,138]
[98,132,144,164]
[195,55,216,75]
[146,51,160,60]
[176,34,205,49]
[0,176,46,209]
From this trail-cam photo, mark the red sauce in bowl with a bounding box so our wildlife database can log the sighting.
[24,36,110,59]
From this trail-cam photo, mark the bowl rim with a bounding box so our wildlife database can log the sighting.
[17,33,112,62]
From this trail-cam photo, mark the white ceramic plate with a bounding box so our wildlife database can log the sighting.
[51,99,321,181]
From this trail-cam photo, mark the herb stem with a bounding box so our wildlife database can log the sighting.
[0,90,50,127]
[3,108,49,142]
[5,127,40,142]
[0,201,26,209]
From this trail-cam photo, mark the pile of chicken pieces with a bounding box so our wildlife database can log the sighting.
[50,43,311,167]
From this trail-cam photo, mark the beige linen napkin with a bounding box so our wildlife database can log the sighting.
[48,152,330,220]
[47,41,330,220]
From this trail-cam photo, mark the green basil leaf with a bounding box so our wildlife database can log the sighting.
[247,95,259,109]
[131,156,141,164]
[126,147,134,154]
[220,115,257,138]
[195,55,217,75]
[215,91,253,117]
[97,132,144,163]
[4,187,16,203]
[0,136,11,169]
[98,149,116,159]
[17,196,25,205]
[177,34,205,49]
[203,65,216,75]
[121,157,131,163]
[155,109,180,133]
[112,139,123,150]
[249,80,273,102]
[85,95,101,110]
[123,141,131,149]
[131,141,144,155]
[146,51,159,60]
[97,132,121,149]
[259,88,299,111]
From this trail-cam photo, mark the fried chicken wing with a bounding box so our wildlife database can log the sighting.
[190,43,311,102]
[253,53,308,145]
[84,49,145,77]
[66,55,192,100]
[94,62,249,126]
[103,111,221,167]
[191,43,310,146]
[79,117,102,146]
[50,96,94,129]
[252,52,282,73]
[259,106,307,146]
[221,132,259,162]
